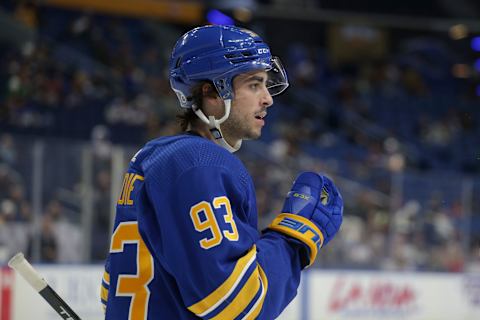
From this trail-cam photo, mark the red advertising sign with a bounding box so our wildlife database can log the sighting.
[328,276,418,316]
[0,268,13,320]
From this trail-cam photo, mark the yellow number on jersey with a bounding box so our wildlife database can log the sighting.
[213,196,239,241]
[110,221,154,320]
[190,201,223,249]
[190,196,239,249]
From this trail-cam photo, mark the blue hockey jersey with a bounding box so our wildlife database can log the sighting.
[101,133,305,319]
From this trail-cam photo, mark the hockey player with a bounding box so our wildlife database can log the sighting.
[101,25,343,319]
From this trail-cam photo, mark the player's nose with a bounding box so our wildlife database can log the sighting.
[261,88,273,108]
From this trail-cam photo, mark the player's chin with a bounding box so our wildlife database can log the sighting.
[245,128,262,140]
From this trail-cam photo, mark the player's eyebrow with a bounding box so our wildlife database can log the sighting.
[243,75,267,84]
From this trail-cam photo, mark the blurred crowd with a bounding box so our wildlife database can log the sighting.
[0,2,479,271]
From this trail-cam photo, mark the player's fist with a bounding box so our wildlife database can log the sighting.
[282,172,343,245]
[268,172,343,267]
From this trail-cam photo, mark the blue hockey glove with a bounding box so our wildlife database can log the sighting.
[268,172,343,267]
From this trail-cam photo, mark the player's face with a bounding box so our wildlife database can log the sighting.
[222,70,273,142]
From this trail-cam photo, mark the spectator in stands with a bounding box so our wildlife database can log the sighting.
[38,214,58,263]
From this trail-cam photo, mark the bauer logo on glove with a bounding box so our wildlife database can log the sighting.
[292,192,311,201]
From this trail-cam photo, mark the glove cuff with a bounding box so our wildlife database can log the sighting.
[268,213,324,267]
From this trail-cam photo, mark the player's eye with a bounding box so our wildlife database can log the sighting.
[249,83,259,90]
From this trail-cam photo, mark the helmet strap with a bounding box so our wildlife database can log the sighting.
[192,99,242,153]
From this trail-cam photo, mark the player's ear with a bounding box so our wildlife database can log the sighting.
[202,83,220,100]
[201,83,223,114]
[202,85,224,118]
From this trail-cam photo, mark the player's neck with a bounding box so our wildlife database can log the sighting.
[189,121,240,148]
[189,121,214,141]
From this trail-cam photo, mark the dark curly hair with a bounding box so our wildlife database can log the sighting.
[176,81,217,131]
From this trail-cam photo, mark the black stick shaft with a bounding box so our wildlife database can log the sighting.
[39,285,82,320]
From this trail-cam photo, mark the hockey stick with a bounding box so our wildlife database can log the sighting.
[8,252,82,320]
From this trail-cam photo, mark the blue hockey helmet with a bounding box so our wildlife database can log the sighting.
[169,25,289,109]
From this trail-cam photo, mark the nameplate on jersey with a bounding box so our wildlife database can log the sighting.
[118,173,144,206]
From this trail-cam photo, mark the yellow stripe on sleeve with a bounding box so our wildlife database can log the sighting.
[210,266,261,320]
[103,271,110,285]
[101,270,110,306]
[188,245,257,316]
[101,285,109,301]
[243,265,268,320]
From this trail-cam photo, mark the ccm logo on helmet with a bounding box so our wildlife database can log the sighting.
[257,48,269,54]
